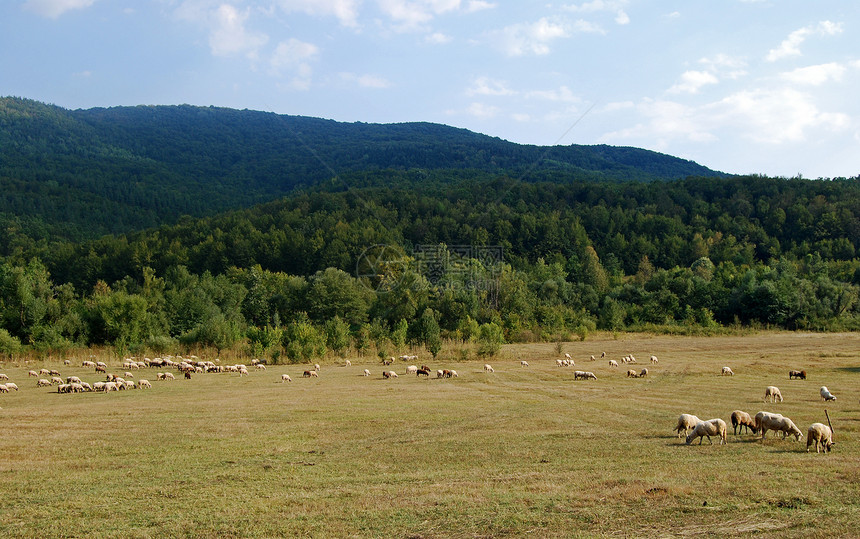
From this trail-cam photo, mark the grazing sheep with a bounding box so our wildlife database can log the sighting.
[650,355,658,364]
[238,367,249,376]
[520,360,529,367]
[163,372,175,381]
[755,411,803,441]
[564,353,572,361]
[590,355,596,361]
[82,360,96,368]
[730,410,758,435]
[364,369,371,377]
[806,423,835,453]
[382,370,397,379]
[675,414,702,438]
[609,360,618,368]
[57,383,71,394]
[124,371,135,378]
[600,351,606,358]
[39,369,50,376]
[0,384,7,393]
[139,379,152,389]
[255,364,267,370]
[37,378,51,387]
[383,357,394,366]
[484,364,494,373]
[721,366,734,376]
[789,370,806,380]
[0,374,8,381]
[66,376,82,384]
[639,368,648,378]
[819,386,836,401]
[627,369,638,378]
[416,368,431,377]
[314,364,320,371]
[50,376,63,385]
[92,381,106,392]
[184,371,192,379]
[28,370,38,377]
[406,365,418,375]
[281,374,292,383]
[302,370,314,378]
[345,360,351,367]
[449,370,458,377]
[556,359,564,367]
[104,381,118,392]
[436,369,444,378]
[764,386,783,403]
[574,371,597,380]
[4,382,18,391]
[95,365,106,373]
[685,418,727,445]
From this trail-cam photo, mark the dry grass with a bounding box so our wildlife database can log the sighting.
[0,331,858,537]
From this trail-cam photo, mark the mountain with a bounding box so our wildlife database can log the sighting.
[0,97,724,243]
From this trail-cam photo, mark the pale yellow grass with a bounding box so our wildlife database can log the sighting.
[0,332,857,537]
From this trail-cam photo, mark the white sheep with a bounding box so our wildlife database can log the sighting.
[806,423,835,453]
[139,379,152,389]
[281,374,292,382]
[37,378,51,387]
[163,372,175,380]
[520,360,529,367]
[819,386,836,401]
[675,414,702,439]
[238,367,249,376]
[609,359,618,368]
[364,369,372,377]
[345,360,351,367]
[590,355,596,361]
[650,355,658,364]
[406,365,418,375]
[685,418,727,445]
[449,370,458,377]
[556,359,564,367]
[4,382,18,391]
[314,364,321,371]
[764,386,783,403]
[92,381,106,392]
[28,370,38,377]
[104,381,118,392]
[484,364,494,373]
[626,369,638,378]
[0,384,7,393]
[639,368,648,378]
[255,364,267,370]
[574,370,597,380]
[50,376,63,385]
[755,411,803,441]
[0,374,8,380]
[721,366,734,376]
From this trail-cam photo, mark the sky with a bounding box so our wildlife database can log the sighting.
[2,1,859,178]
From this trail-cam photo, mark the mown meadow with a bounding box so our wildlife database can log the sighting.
[0,332,857,537]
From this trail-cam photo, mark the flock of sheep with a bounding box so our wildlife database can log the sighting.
[0,350,845,456]
[676,365,840,453]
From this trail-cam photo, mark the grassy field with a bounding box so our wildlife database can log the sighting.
[0,332,858,538]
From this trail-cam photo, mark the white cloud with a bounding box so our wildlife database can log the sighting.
[466,77,516,96]
[466,102,499,118]
[426,32,452,44]
[465,0,496,13]
[341,72,391,88]
[377,0,463,30]
[562,0,629,25]
[780,62,846,86]
[270,38,319,89]
[492,17,591,57]
[668,70,719,94]
[22,0,95,18]
[208,4,269,58]
[766,20,843,62]
[526,85,580,103]
[602,88,849,150]
[698,53,747,79]
[713,88,849,143]
[273,0,361,27]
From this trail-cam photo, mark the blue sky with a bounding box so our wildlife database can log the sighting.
[3,1,859,178]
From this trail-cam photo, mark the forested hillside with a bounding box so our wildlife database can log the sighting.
[0,97,722,244]
[1,167,858,360]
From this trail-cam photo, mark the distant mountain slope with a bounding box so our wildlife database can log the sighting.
[0,97,725,242]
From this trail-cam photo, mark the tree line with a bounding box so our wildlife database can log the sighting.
[0,170,858,360]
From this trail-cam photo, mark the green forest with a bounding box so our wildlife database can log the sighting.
[1,97,859,361]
